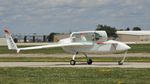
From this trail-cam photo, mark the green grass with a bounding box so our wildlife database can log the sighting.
[128,44,150,53]
[0,68,149,84]
[0,57,149,62]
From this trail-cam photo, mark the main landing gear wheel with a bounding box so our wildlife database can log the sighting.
[87,59,93,65]
[70,60,76,65]
[118,60,123,65]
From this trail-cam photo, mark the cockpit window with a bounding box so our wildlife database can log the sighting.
[94,33,102,41]
[72,32,102,42]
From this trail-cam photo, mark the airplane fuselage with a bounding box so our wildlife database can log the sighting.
[60,37,131,54]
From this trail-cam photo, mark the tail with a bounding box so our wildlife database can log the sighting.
[3,29,18,50]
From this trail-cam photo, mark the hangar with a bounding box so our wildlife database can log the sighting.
[116,31,150,42]
[0,37,6,45]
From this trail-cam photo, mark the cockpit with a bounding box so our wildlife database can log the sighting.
[71,31,108,42]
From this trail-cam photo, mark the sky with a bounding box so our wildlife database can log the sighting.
[0,0,150,36]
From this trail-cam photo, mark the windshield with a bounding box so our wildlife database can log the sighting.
[72,32,101,42]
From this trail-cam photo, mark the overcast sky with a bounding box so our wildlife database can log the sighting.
[0,0,150,36]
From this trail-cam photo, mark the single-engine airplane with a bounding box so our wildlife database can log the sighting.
[4,29,131,65]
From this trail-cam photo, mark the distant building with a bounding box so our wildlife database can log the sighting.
[53,33,70,42]
[0,33,70,44]
[0,37,6,45]
[117,31,150,42]
[12,34,48,43]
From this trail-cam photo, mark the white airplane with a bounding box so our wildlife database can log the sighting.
[4,29,131,65]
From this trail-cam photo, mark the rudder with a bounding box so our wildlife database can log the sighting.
[4,29,18,50]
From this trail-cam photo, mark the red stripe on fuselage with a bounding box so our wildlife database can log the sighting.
[96,42,104,44]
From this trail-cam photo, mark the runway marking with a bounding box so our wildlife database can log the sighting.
[0,62,150,68]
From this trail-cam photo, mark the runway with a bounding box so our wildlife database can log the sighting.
[0,62,150,68]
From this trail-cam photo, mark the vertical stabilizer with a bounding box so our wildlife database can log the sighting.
[3,29,18,50]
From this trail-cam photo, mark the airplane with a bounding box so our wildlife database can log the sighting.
[3,29,131,65]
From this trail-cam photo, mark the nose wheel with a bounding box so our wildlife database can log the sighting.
[118,51,128,65]
[118,60,123,65]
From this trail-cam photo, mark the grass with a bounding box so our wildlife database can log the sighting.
[0,67,149,84]
[128,44,150,53]
[0,57,149,62]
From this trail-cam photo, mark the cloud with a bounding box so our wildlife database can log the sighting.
[0,0,149,35]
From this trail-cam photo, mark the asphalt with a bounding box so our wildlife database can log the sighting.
[0,62,150,68]
[0,53,149,68]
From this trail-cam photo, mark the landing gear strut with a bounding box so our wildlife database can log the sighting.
[118,60,123,65]
[83,53,93,65]
[70,52,78,65]
[118,51,128,65]
[70,52,93,65]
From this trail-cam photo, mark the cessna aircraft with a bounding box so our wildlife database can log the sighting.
[4,29,131,65]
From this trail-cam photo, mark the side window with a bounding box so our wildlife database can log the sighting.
[94,33,102,41]
[72,33,93,42]
[72,32,102,42]
[72,34,80,42]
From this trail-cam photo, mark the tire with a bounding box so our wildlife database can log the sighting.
[87,59,92,65]
[70,60,76,65]
[118,60,123,65]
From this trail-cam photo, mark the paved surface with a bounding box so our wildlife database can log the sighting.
[0,53,149,68]
[0,62,150,68]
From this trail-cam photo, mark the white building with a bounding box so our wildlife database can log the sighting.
[117,31,150,42]
[0,37,6,45]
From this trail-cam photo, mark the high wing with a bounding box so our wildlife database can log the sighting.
[18,42,92,51]
[3,29,92,53]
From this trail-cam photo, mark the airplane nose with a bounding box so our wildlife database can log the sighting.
[116,42,131,51]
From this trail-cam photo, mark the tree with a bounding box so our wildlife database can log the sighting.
[132,27,141,31]
[96,24,118,38]
[24,36,27,42]
[33,36,35,42]
[43,35,46,42]
[47,32,57,42]
[126,27,130,31]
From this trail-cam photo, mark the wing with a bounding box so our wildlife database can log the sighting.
[18,42,92,50]
[17,42,92,53]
